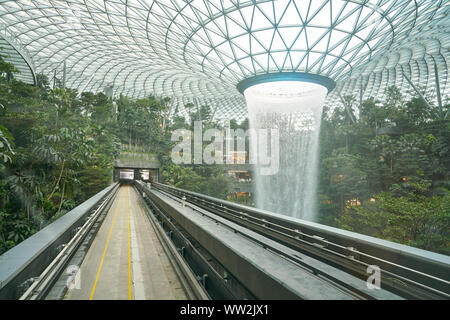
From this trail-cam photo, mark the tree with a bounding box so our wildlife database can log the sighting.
[337,184,449,255]
[0,68,120,253]
[0,125,14,165]
[319,85,450,253]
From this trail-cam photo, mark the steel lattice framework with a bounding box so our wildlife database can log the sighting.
[0,0,449,120]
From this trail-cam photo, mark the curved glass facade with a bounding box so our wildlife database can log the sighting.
[0,0,448,120]
[0,23,36,84]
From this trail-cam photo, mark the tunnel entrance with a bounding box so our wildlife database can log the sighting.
[114,167,159,183]
[113,147,161,183]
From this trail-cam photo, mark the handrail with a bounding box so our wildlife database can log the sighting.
[150,181,450,299]
[0,183,118,299]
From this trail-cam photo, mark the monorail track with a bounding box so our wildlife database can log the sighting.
[2,181,448,300]
[19,183,120,300]
[14,184,198,300]
[139,181,450,300]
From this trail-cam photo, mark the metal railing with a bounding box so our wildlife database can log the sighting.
[0,183,119,300]
[150,182,450,299]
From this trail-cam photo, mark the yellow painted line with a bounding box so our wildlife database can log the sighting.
[89,187,122,300]
[126,186,132,300]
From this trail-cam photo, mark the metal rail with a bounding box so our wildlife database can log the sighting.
[150,182,450,300]
[5,180,446,300]
[0,183,119,299]
[136,181,402,299]
[2,182,209,300]
[135,181,255,299]
[19,184,120,300]
[133,184,210,300]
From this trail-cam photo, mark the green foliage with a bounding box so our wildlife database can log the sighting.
[0,125,14,164]
[337,187,450,254]
[115,94,172,164]
[0,62,122,254]
[0,60,233,254]
[319,86,450,253]
[161,111,249,202]
[0,209,36,253]
[2,47,447,258]
[77,167,112,201]
[161,164,205,192]
[161,163,232,200]
[322,151,369,212]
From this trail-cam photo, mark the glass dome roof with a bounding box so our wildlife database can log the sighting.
[0,0,448,120]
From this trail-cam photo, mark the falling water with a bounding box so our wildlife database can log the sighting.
[244,81,328,221]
